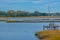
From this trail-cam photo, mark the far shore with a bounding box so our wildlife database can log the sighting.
[0,16,60,18]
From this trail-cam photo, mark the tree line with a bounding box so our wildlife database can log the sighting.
[0,10,60,17]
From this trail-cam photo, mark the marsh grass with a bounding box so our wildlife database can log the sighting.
[35,30,60,40]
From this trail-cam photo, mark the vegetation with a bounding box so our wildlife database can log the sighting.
[0,10,60,17]
[35,30,60,40]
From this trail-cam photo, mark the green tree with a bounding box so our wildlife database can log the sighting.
[7,10,16,17]
[0,11,6,17]
[33,11,40,16]
[20,11,30,16]
[16,10,23,17]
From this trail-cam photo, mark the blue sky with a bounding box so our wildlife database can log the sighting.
[0,0,60,13]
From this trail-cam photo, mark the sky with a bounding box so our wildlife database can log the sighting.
[0,0,60,13]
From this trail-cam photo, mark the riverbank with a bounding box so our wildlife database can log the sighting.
[0,19,34,23]
[0,16,60,18]
[35,30,60,40]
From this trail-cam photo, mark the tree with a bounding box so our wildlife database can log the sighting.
[20,11,30,16]
[7,10,16,17]
[39,13,48,16]
[55,12,60,16]
[0,11,6,17]
[33,11,40,16]
[16,10,23,17]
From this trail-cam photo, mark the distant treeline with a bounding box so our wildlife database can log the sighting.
[0,10,60,17]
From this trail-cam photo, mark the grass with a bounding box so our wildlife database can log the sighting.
[35,30,60,40]
[6,20,24,23]
[6,20,32,23]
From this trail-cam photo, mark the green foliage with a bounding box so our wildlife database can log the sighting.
[0,10,60,17]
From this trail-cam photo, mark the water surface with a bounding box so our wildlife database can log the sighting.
[0,18,60,40]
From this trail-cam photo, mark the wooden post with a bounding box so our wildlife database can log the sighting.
[43,26,44,30]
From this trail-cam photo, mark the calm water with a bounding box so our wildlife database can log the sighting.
[0,18,60,40]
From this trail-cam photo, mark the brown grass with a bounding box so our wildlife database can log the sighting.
[35,30,60,40]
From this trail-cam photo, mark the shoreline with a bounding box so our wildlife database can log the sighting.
[0,16,60,18]
[35,30,60,40]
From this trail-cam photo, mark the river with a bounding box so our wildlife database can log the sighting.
[0,18,60,40]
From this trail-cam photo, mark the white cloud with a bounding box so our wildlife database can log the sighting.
[31,0,45,3]
[2,0,60,5]
[31,1,42,3]
[51,2,60,5]
[2,0,27,2]
[46,2,60,6]
[2,0,45,3]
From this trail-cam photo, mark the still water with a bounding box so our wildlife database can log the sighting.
[0,18,60,40]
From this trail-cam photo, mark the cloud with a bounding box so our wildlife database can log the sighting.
[1,0,44,3]
[31,1,42,3]
[0,0,48,4]
[2,0,27,2]
[1,0,60,5]
[42,2,60,10]
[31,0,48,4]
[51,2,60,5]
